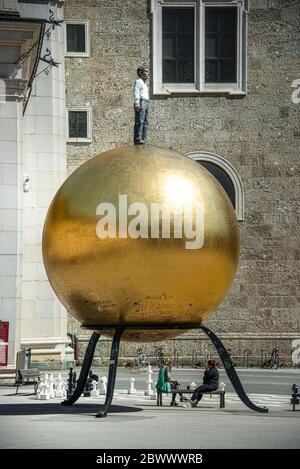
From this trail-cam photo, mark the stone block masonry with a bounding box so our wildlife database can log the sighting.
[64,0,300,364]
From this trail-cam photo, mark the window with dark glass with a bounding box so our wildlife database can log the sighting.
[66,24,86,53]
[198,161,235,208]
[205,8,237,83]
[162,8,194,83]
[69,111,88,138]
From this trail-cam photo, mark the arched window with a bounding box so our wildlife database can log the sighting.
[186,151,244,221]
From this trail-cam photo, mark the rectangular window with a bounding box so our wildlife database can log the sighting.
[65,21,90,57]
[162,8,194,83]
[66,24,86,53]
[69,111,87,138]
[205,8,237,83]
[152,0,248,96]
[67,108,92,143]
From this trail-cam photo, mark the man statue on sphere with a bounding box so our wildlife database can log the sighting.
[133,66,149,145]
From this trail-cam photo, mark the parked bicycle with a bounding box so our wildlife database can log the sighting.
[123,359,134,369]
[261,347,280,369]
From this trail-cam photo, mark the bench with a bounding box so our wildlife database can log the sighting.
[156,388,225,408]
[15,369,40,395]
[291,384,300,411]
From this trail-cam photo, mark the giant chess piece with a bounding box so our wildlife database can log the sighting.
[83,369,97,397]
[145,364,154,396]
[67,367,76,400]
[55,373,66,398]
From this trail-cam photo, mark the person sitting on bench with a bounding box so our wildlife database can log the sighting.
[156,358,187,406]
[184,359,219,408]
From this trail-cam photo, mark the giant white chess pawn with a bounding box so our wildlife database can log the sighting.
[219,382,226,392]
[190,381,197,390]
[49,373,55,399]
[91,379,99,397]
[38,374,50,400]
[128,377,136,394]
[55,373,65,398]
[145,364,154,396]
[99,376,107,395]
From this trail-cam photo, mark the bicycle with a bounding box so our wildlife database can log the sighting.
[262,347,280,369]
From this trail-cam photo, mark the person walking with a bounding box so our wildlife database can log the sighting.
[133,66,149,145]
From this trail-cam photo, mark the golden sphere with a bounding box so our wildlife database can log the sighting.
[43,145,239,342]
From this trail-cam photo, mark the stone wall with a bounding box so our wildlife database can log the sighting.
[64,0,300,366]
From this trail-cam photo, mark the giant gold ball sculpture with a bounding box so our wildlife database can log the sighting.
[43,145,239,342]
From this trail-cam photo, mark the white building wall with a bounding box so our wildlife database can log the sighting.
[20,1,69,363]
[0,0,69,366]
[0,90,23,366]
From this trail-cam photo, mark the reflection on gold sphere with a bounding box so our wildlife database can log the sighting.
[43,145,239,342]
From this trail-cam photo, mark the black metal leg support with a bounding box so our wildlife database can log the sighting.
[96,327,124,418]
[61,331,101,406]
[201,325,268,413]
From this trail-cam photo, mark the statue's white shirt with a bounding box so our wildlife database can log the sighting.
[133,78,149,106]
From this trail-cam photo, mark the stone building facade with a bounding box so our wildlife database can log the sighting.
[1,0,299,370]
[64,0,300,367]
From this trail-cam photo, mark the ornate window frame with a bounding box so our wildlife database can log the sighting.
[187,150,244,220]
[151,0,249,96]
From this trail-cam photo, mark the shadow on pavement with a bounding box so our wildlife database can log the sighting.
[0,403,143,416]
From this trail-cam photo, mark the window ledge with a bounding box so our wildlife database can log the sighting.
[65,52,90,58]
[202,89,246,96]
[154,87,246,96]
[67,138,92,143]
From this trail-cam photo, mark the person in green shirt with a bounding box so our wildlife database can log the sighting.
[156,358,187,406]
